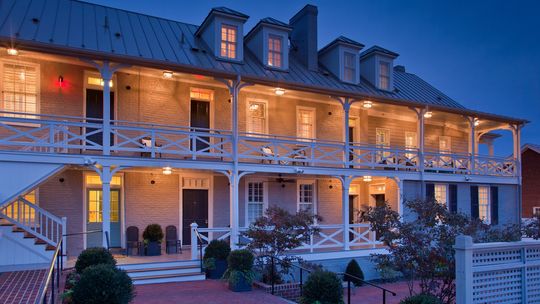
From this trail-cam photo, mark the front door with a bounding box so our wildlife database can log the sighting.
[86,89,114,147]
[86,189,121,248]
[182,189,208,245]
[190,100,210,152]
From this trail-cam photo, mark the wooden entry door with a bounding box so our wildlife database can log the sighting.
[190,100,210,152]
[182,189,209,245]
[86,89,114,147]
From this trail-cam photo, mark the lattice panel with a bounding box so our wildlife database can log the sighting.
[527,266,540,303]
[472,249,522,266]
[472,269,522,303]
[527,247,540,261]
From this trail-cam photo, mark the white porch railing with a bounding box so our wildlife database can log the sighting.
[350,144,420,170]
[0,196,66,248]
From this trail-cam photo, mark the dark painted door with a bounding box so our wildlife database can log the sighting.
[190,100,210,152]
[86,89,114,147]
[349,194,356,241]
[182,189,208,245]
[373,194,386,207]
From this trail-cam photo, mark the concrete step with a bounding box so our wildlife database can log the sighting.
[118,259,200,271]
[131,272,206,285]
[125,265,202,278]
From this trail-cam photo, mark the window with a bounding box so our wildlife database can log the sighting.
[434,184,448,207]
[1,61,39,118]
[533,207,540,216]
[267,35,282,68]
[5,190,38,222]
[376,128,390,161]
[220,24,237,59]
[343,52,356,82]
[379,61,390,90]
[405,132,417,161]
[297,107,315,140]
[478,186,491,224]
[247,181,266,224]
[85,175,122,186]
[247,100,267,135]
[298,181,316,214]
[190,88,213,101]
[87,189,120,223]
[439,136,451,153]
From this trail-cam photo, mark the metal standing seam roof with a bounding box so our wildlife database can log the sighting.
[0,0,527,123]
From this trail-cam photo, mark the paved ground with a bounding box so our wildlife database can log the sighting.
[133,280,289,304]
[348,281,418,304]
[0,270,47,304]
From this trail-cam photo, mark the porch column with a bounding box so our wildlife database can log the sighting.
[229,171,240,249]
[343,99,351,168]
[99,61,113,156]
[412,108,426,197]
[468,117,477,174]
[512,124,522,177]
[100,165,112,248]
[340,176,353,251]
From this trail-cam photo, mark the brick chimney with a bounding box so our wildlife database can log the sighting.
[289,5,318,71]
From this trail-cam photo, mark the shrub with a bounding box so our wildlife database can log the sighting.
[300,270,343,304]
[74,247,116,274]
[203,240,231,269]
[400,293,442,304]
[223,249,255,284]
[142,224,164,242]
[344,259,364,286]
[72,264,134,304]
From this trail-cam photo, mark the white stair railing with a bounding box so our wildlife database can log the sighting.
[0,196,66,247]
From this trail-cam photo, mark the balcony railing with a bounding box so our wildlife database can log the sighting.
[0,111,518,177]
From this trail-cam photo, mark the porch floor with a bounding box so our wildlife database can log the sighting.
[66,250,193,269]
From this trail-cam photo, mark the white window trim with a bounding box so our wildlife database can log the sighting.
[439,136,452,153]
[267,34,283,69]
[297,179,317,214]
[376,128,390,146]
[434,183,448,208]
[244,178,268,225]
[533,207,540,217]
[478,186,491,224]
[378,60,391,90]
[245,99,268,135]
[342,50,357,83]
[296,106,316,140]
[219,23,238,60]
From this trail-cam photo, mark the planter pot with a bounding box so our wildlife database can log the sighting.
[208,259,228,279]
[146,241,161,256]
[229,275,252,292]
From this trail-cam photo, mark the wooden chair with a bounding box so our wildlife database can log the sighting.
[126,226,142,256]
[165,225,182,254]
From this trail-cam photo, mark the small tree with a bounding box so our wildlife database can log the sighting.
[344,259,364,287]
[242,206,321,283]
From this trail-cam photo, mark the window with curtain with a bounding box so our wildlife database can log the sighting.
[297,108,315,140]
[478,186,491,224]
[379,61,390,90]
[405,132,417,160]
[267,35,282,68]
[247,182,265,224]
[298,182,315,214]
[376,128,390,161]
[1,62,39,118]
[434,184,448,207]
[343,52,356,82]
[220,24,237,59]
[247,100,267,135]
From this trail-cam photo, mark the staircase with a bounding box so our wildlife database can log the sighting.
[118,260,205,285]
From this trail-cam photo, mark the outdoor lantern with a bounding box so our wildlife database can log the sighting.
[162,167,172,175]
[7,48,18,56]
[274,88,285,96]
[58,76,64,87]
[363,101,373,109]
[162,71,174,79]
[424,111,433,118]
[474,118,480,126]
[363,176,372,182]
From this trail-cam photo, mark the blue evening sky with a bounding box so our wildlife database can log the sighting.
[88,0,540,156]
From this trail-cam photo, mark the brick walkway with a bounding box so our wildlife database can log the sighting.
[0,270,47,304]
[348,281,420,304]
[133,280,289,304]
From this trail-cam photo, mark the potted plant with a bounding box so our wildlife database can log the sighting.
[143,224,164,256]
[223,249,255,292]
[203,239,231,279]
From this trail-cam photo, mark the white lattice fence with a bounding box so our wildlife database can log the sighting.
[455,235,540,304]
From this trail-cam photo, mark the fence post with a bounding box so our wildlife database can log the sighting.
[191,222,198,260]
[454,235,474,304]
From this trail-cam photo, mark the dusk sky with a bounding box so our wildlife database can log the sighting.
[88,0,540,156]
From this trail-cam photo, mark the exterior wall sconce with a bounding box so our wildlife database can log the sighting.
[58,76,64,87]
[274,88,285,96]
[163,71,174,79]
[363,176,372,182]
[424,111,433,118]
[7,48,18,56]
[162,166,172,175]
[362,101,373,109]
[474,118,480,126]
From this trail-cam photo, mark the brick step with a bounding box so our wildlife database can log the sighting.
[131,272,205,285]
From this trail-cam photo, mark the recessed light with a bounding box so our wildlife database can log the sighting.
[424,111,433,118]
[274,88,285,96]
[7,48,18,56]
[163,71,174,79]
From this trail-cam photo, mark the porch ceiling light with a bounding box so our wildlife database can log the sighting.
[362,101,373,109]
[274,88,285,96]
[474,118,480,126]
[162,166,173,175]
[363,176,372,182]
[7,48,18,56]
[424,111,433,118]
[99,79,113,88]
[163,71,174,79]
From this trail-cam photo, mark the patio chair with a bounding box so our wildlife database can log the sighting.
[260,145,289,165]
[165,225,182,254]
[140,137,162,158]
[126,226,142,256]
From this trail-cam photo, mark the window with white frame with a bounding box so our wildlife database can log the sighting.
[247,100,267,135]
[267,35,282,68]
[533,207,540,216]
[379,61,390,90]
[1,61,39,118]
[297,107,315,140]
[376,128,391,161]
[405,132,417,161]
[247,181,265,224]
[298,181,316,214]
[439,136,451,153]
[220,24,237,59]
[434,184,448,207]
[478,186,491,224]
[343,52,356,83]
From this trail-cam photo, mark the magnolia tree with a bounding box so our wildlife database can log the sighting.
[359,199,520,304]
[242,206,322,284]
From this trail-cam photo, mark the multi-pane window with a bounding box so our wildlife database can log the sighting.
[247,101,267,135]
[220,24,237,59]
[434,184,448,207]
[297,108,315,140]
[87,190,120,223]
[439,136,451,153]
[1,62,39,118]
[379,61,390,90]
[267,35,282,68]
[343,52,356,82]
[478,186,491,224]
[376,128,390,161]
[4,190,38,222]
[298,182,315,214]
[247,182,265,224]
[533,207,540,216]
[405,132,417,161]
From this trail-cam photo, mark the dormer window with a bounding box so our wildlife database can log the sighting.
[267,35,282,68]
[318,36,364,84]
[343,52,356,83]
[220,24,237,59]
[379,61,390,90]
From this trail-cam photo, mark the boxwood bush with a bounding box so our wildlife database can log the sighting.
[74,247,116,273]
[300,270,343,304]
[72,264,134,304]
[142,224,164,242]
[203,240,231,269]
[400,293,442,304]
[344,259,364,287]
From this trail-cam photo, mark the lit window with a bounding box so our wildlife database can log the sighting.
[533,207,540,216]
[267,35,282,68]
[405,132,417,161]
[343,52,356,82]
[190,88,213,101]
[220,24,237,59]
[87,189,120,223]
[298,182,316,214]
[1,62,39,118]
[247,182,265,224]
[379,61,390,90]
[434,184,448,207]
[478,186,491,224]
[247,100,267,135]
[5,190,38,222]
[87,76,113,88]
[85,175,122,186]
[439,136,451,153]
[376,128,391,161]
[297,108,315,140]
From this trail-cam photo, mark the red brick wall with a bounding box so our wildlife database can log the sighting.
[522,149,540,217]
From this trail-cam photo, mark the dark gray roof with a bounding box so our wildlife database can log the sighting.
[361,45,399,59]
[260,17,291,28]
[211,7,249,19]
[319,36,365,54]
[0,0,526,122]
[522,144,540,154]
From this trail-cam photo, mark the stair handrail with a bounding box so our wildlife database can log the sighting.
[35,237,62,304]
